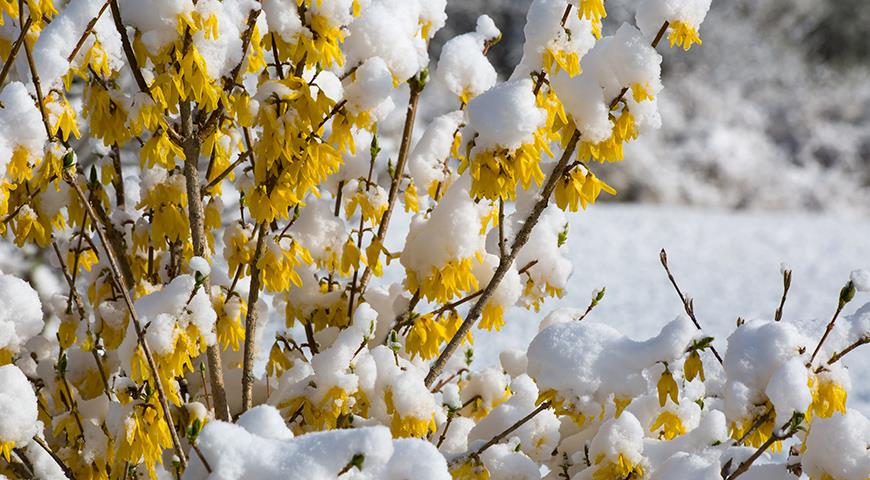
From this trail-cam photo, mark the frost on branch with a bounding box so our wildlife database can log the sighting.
[0,0,868,478]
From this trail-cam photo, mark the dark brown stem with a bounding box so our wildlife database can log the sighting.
[355,81,424,299]
[498,197,506,258]
[725,419,799,480]
[451,402,552,465]
[64,172,188,467]
[659,249,724,365]
[109,1,151,97]
[774,268,792,322]
[0,16,32,87]
[111,145,126,209]
[191,443,213,474]
[20,11,53,139]
[66,0,112,63]
[32,436,75,479]
[820,335,869,369]
[201,152,250,196]
[241,222,267,411]
[51,242,112,400]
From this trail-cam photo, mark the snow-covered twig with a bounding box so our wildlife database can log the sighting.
[64,171,189,467]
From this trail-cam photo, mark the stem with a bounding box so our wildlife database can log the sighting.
[498,197,506,258]
[201,152,250,196]
[198,8,261,139]
[51,242,112,400]
[355,81,424,300]
[110,145,126,210]
[20,9,52,140]
[181,106,231,421]
[425,131,581,388]
[66,0,112,63]
[241,222,267,412]
[659,249,724,365]
[0,15,32,88]
[109,0,150,97]
[64,172,188,467]
[822,335,870,368]
[32,436,75,479]
[451,402,552,465]
[808,302,845,366]
[725,419,799,480]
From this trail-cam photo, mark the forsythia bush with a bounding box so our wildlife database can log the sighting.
[0,0,868,479]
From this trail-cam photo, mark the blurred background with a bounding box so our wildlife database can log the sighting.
[434,0,870,213]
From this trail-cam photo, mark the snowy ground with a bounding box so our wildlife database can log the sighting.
[469,204,870,414]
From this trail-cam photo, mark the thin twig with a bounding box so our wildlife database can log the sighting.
[808,281,854,366]
[724,418,801,480]
[0,16,32,87]
[191,443,213,474]
[355,78,425,300]
[31,436,75,479]
[451,402,552,466]
[774,268,792,321]
[20,9,53,139]
[821,335,869,369]
[201,152,250,196]
[659,249,724,365]
[425,130,581,387]
[51,242,112,400]
[64,172,188,467]
[66,0,112,63]
[241,222,267,411]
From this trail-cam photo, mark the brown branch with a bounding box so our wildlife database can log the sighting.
[659,249,724,365]
[180,98,231,421]
[425,130,581,387]
[111,145,126,210]
[64,172,188,467]
[498,198,506,258]
[735,407,773,446]
[724,417,801,480]
[241,222,267,412]
[201,152,250,196]
[20,10,53,140]
[426,21,677,387]
[191,442,213,474]
[355,77,425,300]
[31,436,75,479]
[2,181,47,225]
[0,16,32,87]
[66,0,112,63]
[808,281,855,366]
[109,0,150,96]
[51,242,112,400]
[451,402,552,465]
[821,335,869,369]
[198,8,261,139]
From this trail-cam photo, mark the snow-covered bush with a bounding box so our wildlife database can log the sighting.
[0,0,867,479]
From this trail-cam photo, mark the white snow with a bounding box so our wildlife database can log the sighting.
[0,365,39,446]
[803,410,870,480]
[466,78,546,152]
[0,274,44,356]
